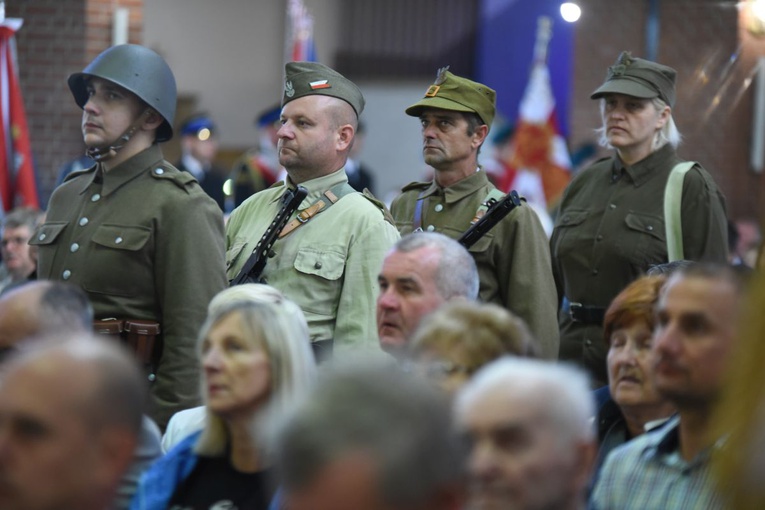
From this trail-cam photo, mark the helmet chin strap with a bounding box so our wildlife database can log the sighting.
[86,109,153,162]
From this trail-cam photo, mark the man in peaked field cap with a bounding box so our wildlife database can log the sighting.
[225,61,399,361]
[389,67,559,359]
[32,44,227,431]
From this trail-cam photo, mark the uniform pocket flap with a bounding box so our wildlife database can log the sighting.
[226,237,249,271]
[294,247,345,281]
[557,210,588,227]
[29,222,68,246]
[92,224,152,251]
[624,212,664,241]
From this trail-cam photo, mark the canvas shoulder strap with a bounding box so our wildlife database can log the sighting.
[663,161,695,262]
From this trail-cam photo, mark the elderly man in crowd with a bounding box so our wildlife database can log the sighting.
[0,207,42,295]
[454,358,597,510]
[0,281,161,510]
[0,335,145,510]
[591,264,748,509]
[376,232,479,358]
[226,61,399,360]
[273,361,468,510]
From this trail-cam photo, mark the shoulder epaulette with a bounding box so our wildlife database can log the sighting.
[62,165,96,183]
[150,165,196,190]
[400,181,430,193]
[362,188,395,225]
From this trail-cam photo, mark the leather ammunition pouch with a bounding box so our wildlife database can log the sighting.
[93,318,161,367]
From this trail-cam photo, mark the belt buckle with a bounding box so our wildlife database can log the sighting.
[569,302,583,322]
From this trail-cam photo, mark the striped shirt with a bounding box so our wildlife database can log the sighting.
[590,416,724,510]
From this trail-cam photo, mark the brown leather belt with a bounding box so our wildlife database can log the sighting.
[93,318,160,367]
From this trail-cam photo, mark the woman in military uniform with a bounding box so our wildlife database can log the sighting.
[550,51,728,386]
[32,45,227,430]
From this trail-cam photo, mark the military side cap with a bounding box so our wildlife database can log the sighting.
[180,115,216,140]
[405,67,496,127]
[590,51,677,107]
[282,61,365,117]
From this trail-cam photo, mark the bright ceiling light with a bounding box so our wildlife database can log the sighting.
[560,2,582,23]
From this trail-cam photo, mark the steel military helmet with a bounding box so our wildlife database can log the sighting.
[68,44,177,142]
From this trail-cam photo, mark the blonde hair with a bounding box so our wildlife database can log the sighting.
[195,285,316,456]
[410,301,538,372]
[596,96,682,151]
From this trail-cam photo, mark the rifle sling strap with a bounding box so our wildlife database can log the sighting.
[279,182,355,238]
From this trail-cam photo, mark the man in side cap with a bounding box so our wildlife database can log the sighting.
[176,114,228,211]
[390,67,559,359]
[225,61,399,359]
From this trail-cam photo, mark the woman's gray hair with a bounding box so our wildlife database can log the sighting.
[195,284,316,456]
[596,96,682,151]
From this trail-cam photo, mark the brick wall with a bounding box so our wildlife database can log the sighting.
[7,0,143,205]
[571,0,760,220]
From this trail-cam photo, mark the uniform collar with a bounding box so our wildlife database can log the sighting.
[270,167,349,211]
[420,169,489,204]
[78,144,165,197]
[613,143,676,187]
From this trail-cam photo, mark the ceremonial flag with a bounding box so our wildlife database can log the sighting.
[505,17,570,211]
[286,0,317,63]
[0,18,37,212]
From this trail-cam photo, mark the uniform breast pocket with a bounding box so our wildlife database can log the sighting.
[29,222,69,277]
[226,237,249,274]
[551,209,589,258]
[83,224,153,297]
[620,212,666,265]
[293,246,346,316]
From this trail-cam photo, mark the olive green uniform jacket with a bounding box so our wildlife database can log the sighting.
[550,144,728,386]
[390,170,560,359]
[34,144,227,429]
[225,168,400,353]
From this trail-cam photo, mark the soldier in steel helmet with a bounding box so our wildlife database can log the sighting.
[32,44,227,430]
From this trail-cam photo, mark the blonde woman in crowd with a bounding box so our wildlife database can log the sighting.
[131,284,316,510]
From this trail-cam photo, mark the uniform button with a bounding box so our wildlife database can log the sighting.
[79,217,89,226]
[148,373,156,382]
[91,193,101,202]
[596,235,603,241]
[426,225,435,232]
[70,243,79,253]
[646,225,654,231]
[38,233,46,241]
[314,261,322,269]
[154,168,164,175]
[592,268,599,275]
[585,339,593,347]
[115,236,123,244]
[434,204,444,212]
[609,203,616,209]
[62,270,71,280]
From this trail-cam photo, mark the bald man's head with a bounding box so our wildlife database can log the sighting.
[0,282,93,360]
[0,335,144,510]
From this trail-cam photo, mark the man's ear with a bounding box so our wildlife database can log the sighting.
[93,426,138,489]
[471,124,489,149]
[336,124,355,152]
[142,109,164,132]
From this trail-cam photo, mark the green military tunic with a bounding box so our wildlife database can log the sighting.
[390,169,560,359]
[550,144,728,386]
[225,168,400,353]
[33,144,227,429]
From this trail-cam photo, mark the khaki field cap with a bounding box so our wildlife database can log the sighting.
[282,61,365,117]
[590,51,677,108]
[405,66,497,127]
